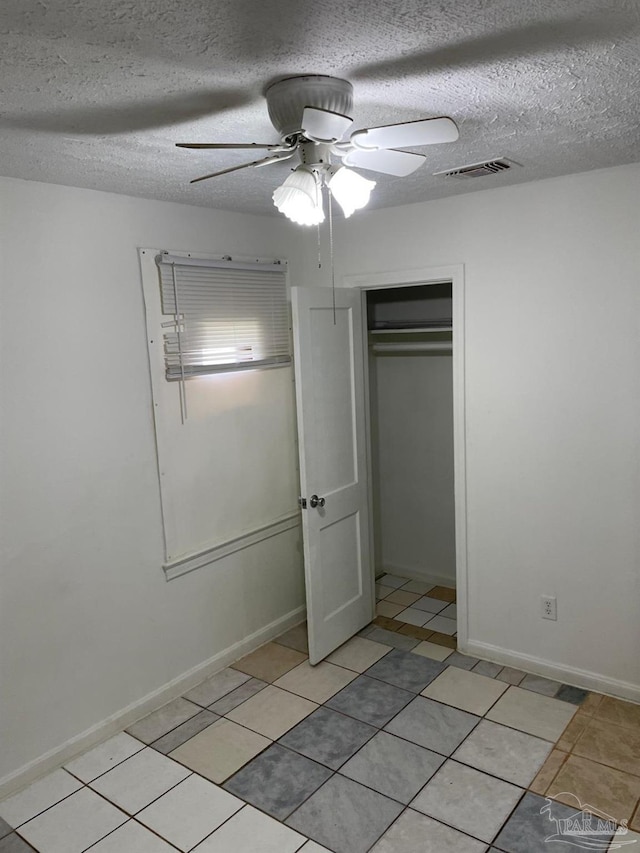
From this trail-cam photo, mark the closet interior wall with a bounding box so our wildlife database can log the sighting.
[368,283,456,587]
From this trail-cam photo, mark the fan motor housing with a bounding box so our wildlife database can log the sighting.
[266,75,354,141]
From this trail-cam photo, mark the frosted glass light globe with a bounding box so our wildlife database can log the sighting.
[273,167,325,226]
[328,167,376,218]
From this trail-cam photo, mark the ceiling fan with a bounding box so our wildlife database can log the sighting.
[176,75,459,225]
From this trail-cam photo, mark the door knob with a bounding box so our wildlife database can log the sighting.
[309,494,325,508]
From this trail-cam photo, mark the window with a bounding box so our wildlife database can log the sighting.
[156,253,290,379]
[139,248,298,578]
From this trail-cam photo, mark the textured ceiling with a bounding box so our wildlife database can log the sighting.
[1,0,639,216]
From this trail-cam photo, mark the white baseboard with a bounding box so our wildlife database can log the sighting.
[463,638,640,705]
[378,563,456,590]
[0,605,306,800]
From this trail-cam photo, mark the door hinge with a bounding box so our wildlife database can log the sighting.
[298,496,307,509]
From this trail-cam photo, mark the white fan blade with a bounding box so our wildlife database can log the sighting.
[177,142,292,151]
[190,151,294,184]
[302,106,353,143]
[342,148,425,177]
[350,117,459,150]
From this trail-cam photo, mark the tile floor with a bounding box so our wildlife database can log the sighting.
[1,575,639,852]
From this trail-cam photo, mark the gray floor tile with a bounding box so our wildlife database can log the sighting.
[519,675,561,697]
[439,603,457,619]
[370,809,486,853]
[385,696,479,755]
[377,574,408,589]
[340,731,444,804]
[493,791,615,852]
[427,615,456,634]
[279,707,376,770]
[0,819,11,840]
[184,668,250,707]
[0,835,34,853]
[150,709,218,754]
[365,629,419,650]
[286,774,403,853]
[473,661,503,678]
[555,685,589,705]
[411,597,448,614]
[453,719,552,787]
[445,652,480,670]
[126,697,201,744]
[223,744,331,820]
[326,675,414,728]
[208,678,267,715]
[412,759,523,843]
[402,580,435,595]
[364,649,446,693]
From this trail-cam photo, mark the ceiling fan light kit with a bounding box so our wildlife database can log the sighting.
[176,75,459,225]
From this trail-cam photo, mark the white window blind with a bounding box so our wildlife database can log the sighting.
[156,253,290,379]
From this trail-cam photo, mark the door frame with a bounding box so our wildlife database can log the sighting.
[342,265,468,651]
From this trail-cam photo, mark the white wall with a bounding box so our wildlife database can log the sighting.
[0,177,305,788]
[2,161,640,791]
[372,352,456,584]
[292,162,640,695]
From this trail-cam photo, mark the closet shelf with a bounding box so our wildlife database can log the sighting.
[369,325,452,335]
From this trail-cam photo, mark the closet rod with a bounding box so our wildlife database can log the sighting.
[371,342,452,354]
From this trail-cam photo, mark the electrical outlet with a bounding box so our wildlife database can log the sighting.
[541,595,557,621]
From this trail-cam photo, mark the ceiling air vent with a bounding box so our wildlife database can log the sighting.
[434,158,519,179]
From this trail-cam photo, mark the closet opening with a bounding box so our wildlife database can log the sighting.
[364,279,459,646]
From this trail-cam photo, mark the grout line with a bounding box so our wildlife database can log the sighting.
[64,738,147,787]
[3,781,86,831]
[3,595,605,853]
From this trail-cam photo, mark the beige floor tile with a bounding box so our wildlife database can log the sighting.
[529,749,568,795]
[411,641,454,662]
[495,667,526,686]
[556,712,590,751]
[548,754,640,824]
[426,586,456,603]
[631,803,640,832]
[385,590,422,607]
[274,660,357,703]
[609,828,640,850]
[232,643,307,682]
[273,622,308,654]
[170,719,270,783]
[397,624,434,641]
[428,632,457,649]
[580,692,604,716]
[422,667,508,716]
[372,616,405,631]
[594,696,640,731]
[486,686,577,742]
[572,717,640,777]
[226,685,317,739]
[326,636,391,672]
[376,601,405,618]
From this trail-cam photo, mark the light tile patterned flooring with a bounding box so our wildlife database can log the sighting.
[1,575,639,852]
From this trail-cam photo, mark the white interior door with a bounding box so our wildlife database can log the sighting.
[291,286,374,664]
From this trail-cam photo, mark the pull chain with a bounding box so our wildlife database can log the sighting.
[327,186,336,325]
[317,219,322,270]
